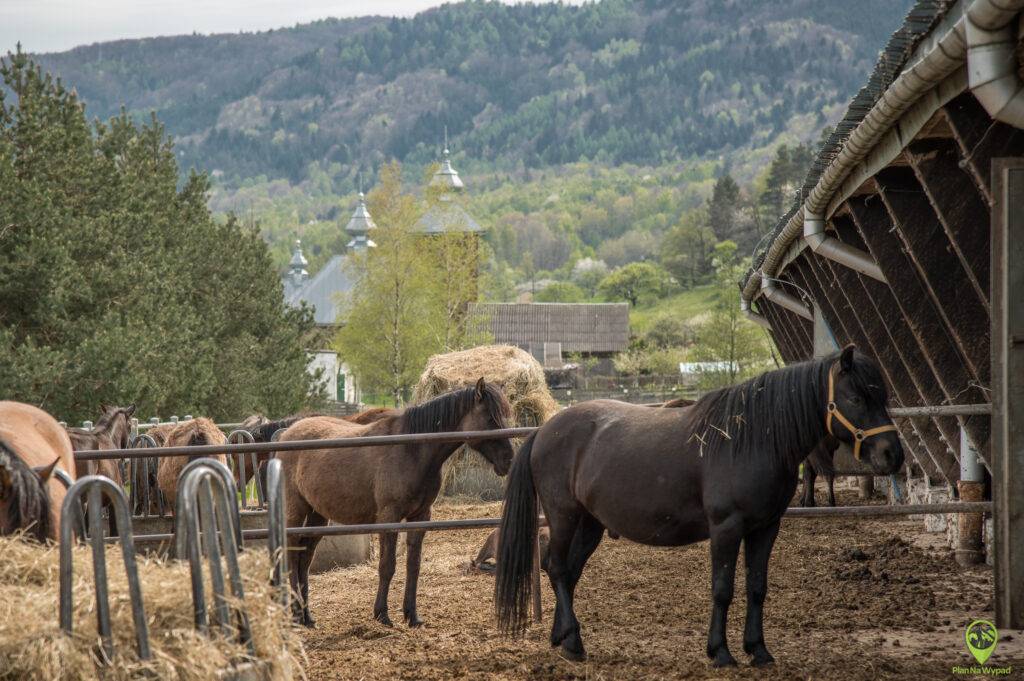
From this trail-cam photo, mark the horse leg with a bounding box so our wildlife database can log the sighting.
[374,528,399,626]
[742,520,781,666]
[544,506,589,661]
[800,464,816,507]
[284,485,315,624]
[706,519,742,667]
[402,508,429,627]
[826,473,836,507]
[555,513,604,660]
[296,510,326,627]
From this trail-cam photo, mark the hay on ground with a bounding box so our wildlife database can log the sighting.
[0,536,304,681]
[413,345,559,498]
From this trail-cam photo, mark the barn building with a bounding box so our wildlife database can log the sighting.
[468,302,630,371]
[739,0,1023,627]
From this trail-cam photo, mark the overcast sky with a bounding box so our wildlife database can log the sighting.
[1,1,580,55]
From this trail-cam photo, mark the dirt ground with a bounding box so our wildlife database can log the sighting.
[301,487,1024,680]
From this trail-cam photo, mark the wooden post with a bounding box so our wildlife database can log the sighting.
[858,475,875,500]
[992,159,1024,629]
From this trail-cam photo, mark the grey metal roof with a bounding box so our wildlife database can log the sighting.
[415,201,483,233]
[284,254,355,326]
[469,302,630,353]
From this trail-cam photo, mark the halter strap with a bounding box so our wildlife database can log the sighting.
[826,364,898,461]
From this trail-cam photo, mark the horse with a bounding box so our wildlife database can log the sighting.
[0,401,76,541]
[278,378,514,627]
[800,436,839,507]
[67,403,136,483]
[495,347,904,666]
[472,527,550,574]
[155,418,227,513]
[243,408,398,501]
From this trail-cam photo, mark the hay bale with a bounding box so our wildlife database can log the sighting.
[0,536,303,680]
[308,531,372,574]
[413,345,559,498]
[413,345,559,426]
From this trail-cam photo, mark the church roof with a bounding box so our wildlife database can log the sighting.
[415,202,483,234]
[345,191,377,249]
[284,254,355,326]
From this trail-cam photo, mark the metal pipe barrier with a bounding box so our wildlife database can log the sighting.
[128,434,165,518]
[174,458,243,553]
[59,476,151,662]
[265,458,288,606]
[175,461,254,653]
[227,429,265,510]
[120,501,993,545]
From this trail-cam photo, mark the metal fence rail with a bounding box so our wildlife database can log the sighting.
[120,501,993,545]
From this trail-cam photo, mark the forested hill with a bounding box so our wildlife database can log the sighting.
[32,0,914,187]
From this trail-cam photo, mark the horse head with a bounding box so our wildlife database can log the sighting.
[98,403,136,448]
[826,346,904,475]
[460,378,515,476]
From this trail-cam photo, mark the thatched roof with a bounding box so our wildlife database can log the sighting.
[413,345,559,426]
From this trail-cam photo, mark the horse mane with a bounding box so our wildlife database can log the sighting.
[0,441,51,541]
[685,351,887,466]
[401,383,511,435]
[247,413,320,443]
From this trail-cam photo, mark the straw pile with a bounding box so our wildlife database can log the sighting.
[413,345,559,498]
[0,536,304,681]
[412,345,559,426]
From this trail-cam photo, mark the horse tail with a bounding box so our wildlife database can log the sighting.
[0,440,51,542]
[495,432,538,637]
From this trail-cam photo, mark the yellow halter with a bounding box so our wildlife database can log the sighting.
[826,364,898,461]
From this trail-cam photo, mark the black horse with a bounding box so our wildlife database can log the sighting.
[800,436,839,507]
[495,346,903,666]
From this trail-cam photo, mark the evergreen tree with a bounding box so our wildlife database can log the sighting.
[0,51,316,421]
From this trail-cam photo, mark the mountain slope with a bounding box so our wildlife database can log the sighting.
[32,0,915,186]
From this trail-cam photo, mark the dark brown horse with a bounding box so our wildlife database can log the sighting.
[0,401,75,541]
[279,379,514,627]
[495,347,903,666]
[67,403,135,483]
[800,436,839,507]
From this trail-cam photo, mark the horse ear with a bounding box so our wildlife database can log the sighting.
[475,377,486,401]
[34,458,59,483]
[126,403,137,417]
[840,344,856,373]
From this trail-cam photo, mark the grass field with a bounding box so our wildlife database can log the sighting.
[629,284,719,334]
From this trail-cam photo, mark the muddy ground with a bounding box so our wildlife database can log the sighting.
[301,488,1023,680]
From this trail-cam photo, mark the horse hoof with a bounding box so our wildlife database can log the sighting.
[302,617,316,629]
[374,613,393,627]
[406,617,425,628]
[558,645,587,663]
[751,653,775,667]
[710,651,738,668]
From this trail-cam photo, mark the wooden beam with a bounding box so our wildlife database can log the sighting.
[992,159,1024,628]
[875,166,991,383]
[846,197,991,463]
[905,138,991,310]
[941,94,1024,207]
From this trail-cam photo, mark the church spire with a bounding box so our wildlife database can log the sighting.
[288,239,309,285]
[431,126,464,192]
[345,176,377,250]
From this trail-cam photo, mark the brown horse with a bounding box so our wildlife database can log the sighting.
[496,348,904,666]
[279,379,514,627]
[472,527,551,573]
[155,418,227,513]
[0,401,75,541]
[800,436,839,507]
[67,403,135,483]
